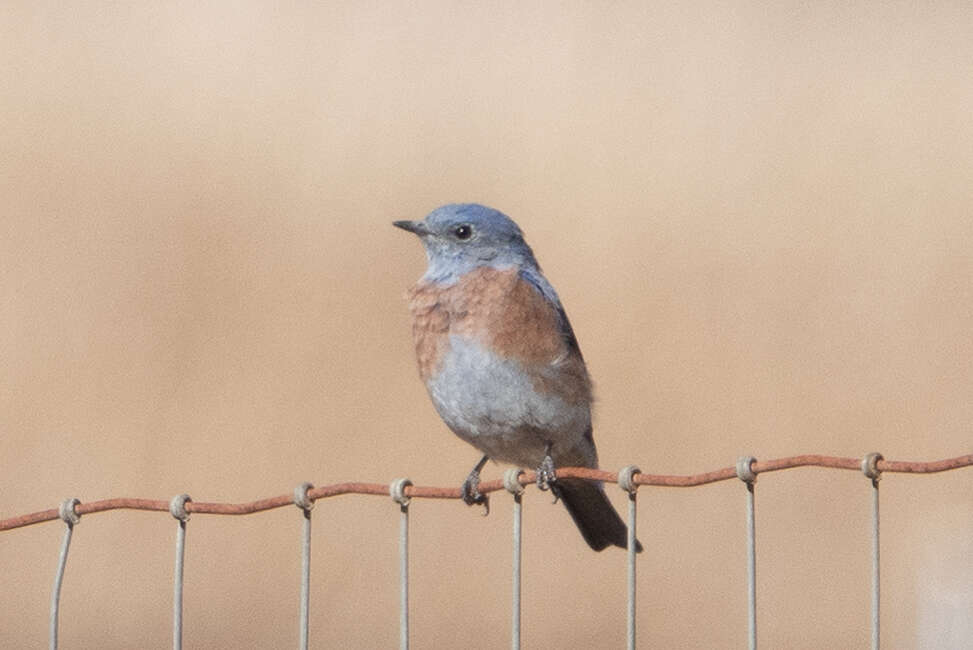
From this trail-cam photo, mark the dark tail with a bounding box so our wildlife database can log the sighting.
[557,478,643,552]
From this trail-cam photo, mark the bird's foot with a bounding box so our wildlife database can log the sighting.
[461,468,489,515]
[536,452,561,504]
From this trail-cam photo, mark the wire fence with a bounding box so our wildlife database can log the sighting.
[2,452,971,649]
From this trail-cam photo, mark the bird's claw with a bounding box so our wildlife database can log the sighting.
[536,453,560,503]
[461,472,490,515]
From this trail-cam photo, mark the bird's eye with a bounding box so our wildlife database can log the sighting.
[453,224,473,240]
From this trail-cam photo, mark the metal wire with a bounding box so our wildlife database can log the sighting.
[3,454,969,532]
[744,482,756,649]
[4,454,971,648]
[390,479,412,650]
[870,478,880,650]
[511,495,522,650]
[294,482,315,650]
[173,520,187,650]
[618,466,641,650]
[627,494,637,650]
[737,457,757,650]
[861,453,883,650]
[299,511,311,650]
[169,495,191,650]
[399,502,409,650]
[49,523,73,650]
[49,499,80,650]
[504,469,526,650]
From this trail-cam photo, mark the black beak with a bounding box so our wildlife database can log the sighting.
[393,220,430,236]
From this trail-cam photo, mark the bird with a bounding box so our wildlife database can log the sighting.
[394,203,641,552]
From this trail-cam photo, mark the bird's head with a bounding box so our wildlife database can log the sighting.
[394,203,538,284]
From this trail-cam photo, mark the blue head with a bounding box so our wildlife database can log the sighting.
[394,204,539,284]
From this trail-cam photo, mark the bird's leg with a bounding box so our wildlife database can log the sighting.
[536,442,562,503]
[461,454,490,514]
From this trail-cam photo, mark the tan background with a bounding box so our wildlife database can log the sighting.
[2,2,972,648]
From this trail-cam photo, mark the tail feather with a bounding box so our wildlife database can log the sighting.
[557,478,643,552]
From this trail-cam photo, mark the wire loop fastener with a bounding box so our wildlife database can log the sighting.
[169,494,192,522]
[294,482,315,512]
[618,466,641,494]
[390,478,413,507]
[861,452,884,483]
[503,469,526,496]
[58,499,81,527]
[736,456,758,484]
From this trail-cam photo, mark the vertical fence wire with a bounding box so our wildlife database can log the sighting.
[294,483,315,650]
[50,499,80,650]
[626,492,637,650]
[49,524,73,650]
[870,479,880,650]
[173,520,187,650]
[862,453,883,650]
[618,466,641,650]
[169,495,191,650]
[299,512,312,650]
[511,497,522,650]
[744,482,756,650]
[399,499,409,650]
[737,457,757,650]
[390,479,412,650]
[504,469,526,650]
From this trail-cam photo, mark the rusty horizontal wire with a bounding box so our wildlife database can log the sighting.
[2,453,970,533]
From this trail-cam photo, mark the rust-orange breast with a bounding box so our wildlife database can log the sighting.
[406,267,591,405]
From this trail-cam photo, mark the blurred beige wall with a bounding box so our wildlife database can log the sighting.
[2,2,972,648]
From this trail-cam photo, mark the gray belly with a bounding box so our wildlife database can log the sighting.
[426,335,591,466]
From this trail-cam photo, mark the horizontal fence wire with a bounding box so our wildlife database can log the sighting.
[2,454,971,532]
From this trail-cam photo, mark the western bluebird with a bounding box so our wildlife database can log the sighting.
[394,203,641,552]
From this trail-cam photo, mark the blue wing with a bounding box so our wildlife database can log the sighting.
[518,267,583,358]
